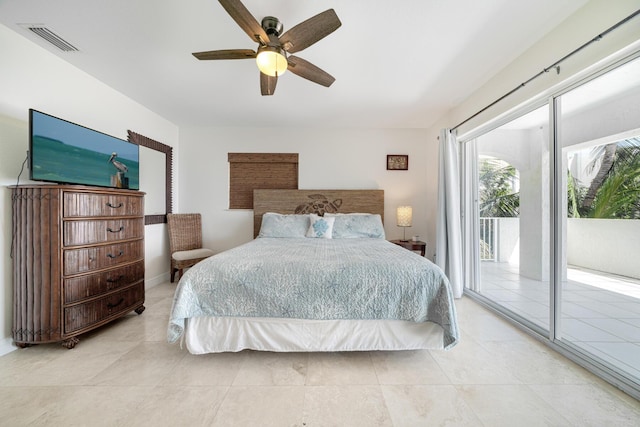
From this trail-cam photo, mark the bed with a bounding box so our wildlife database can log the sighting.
[168,189,459,353]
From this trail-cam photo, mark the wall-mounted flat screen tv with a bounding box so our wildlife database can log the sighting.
[29,109,139,190]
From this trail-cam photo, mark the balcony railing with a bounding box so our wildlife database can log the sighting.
[480,217,497,261]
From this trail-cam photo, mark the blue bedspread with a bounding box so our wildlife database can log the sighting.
[168,238,459,349]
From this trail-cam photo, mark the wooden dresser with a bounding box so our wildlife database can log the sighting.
[11,185,145,349]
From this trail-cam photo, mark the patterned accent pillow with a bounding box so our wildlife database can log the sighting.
[258,213,309,238]
[325,213,386,239]
[306,214,335,239]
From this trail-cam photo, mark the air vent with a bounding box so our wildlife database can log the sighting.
[24,26,79,52]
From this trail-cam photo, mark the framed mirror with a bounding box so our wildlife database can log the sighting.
[127,130,173,225]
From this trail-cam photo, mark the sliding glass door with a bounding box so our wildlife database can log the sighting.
[462,53,640,392]
[465,105,552,333]
[556,55,640,381]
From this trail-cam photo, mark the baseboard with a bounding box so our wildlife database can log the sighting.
[145,271,170,289]
[0,337,17,356]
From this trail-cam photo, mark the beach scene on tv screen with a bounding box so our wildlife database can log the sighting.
[31,111,139,189]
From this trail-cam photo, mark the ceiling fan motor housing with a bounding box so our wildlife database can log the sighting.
[261,16,283,37]
[256,16,287,77]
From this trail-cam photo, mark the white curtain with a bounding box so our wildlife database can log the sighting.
[436,129,464,298]
[461,139,480,292]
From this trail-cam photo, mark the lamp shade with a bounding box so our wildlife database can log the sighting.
[256,46,288,77]
[397,206,412,227]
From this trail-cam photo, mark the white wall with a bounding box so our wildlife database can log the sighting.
[567,219,640,279]
[178,126,437,255]
[496,218,519,264]
[428,0,640,139]
[0,24,179,355]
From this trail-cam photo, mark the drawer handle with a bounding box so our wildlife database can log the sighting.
[107,251,124,259]
[107,226,124,233]
[106,202,123,209]
[106,275,124,283]
[107,298,124,309]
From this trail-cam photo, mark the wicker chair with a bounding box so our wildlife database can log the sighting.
[167,213,215,282]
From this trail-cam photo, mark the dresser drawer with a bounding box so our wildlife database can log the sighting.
[63,218,144,247]
[64,282,145,334]
[64,240,144,276]
[63,192,143,218]
[63,260,145,303]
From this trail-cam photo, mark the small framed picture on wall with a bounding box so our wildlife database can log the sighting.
[387,154,409,170]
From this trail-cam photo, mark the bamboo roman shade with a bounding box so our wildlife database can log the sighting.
[228,153,299,209]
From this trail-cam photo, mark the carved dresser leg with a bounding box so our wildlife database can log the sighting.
[135,305,146,315]
[61,337,80,349]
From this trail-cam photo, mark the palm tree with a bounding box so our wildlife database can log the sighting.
[479,158,520,218]
[568,138,640,219]
[478,157,520,261]
[582,143,617,211]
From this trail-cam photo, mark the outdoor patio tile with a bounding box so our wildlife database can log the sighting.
[581,318,640,342]
[622,317,640,329]
[562,290,606,302]
[481,289,522,301]
[559,318,625,342]
[562,302,609,318]
[570,300,639,319]
[610,302,640,316]
[500,300,550,319]
[578,342,640,379]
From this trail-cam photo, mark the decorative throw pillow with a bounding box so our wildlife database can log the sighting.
[306,214,335,238]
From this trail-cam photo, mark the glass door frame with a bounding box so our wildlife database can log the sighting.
[460,99,552,341]
[460,49,640,399]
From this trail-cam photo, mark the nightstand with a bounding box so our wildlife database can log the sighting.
[389,239,426,257]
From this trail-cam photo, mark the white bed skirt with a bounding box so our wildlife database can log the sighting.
[185,317,446,354]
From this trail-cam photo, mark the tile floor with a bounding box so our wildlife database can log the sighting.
[480,262,640,381]
[1,283,639,426]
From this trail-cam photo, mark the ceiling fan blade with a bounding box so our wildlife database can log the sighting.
[218,0,269,45]
[279,9,341,53]
[287,56,335,87]
[260,72,277,96]
[192,49,256,60]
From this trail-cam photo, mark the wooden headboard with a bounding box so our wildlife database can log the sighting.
[253,189,384,237]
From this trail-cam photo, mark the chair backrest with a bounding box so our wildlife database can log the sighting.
[167,213,204,253]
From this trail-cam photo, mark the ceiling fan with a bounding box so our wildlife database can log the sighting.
[193,0,341,96]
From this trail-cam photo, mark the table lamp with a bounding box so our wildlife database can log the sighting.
[396,206,412,242]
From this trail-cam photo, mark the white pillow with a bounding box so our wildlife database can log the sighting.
[325,213,386,239]
[258,213,309,238]
[306,214,335,239]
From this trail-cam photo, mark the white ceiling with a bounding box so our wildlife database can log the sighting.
[0,0,588,129]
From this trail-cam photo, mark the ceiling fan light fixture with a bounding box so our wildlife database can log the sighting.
[256,46,287,77]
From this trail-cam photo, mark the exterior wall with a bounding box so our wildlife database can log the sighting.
[567,218,640,280]
[490,218,639,281]
[497,218,519,263]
